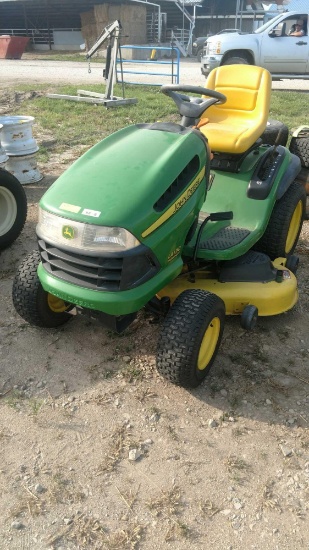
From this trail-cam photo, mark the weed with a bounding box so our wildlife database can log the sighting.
[47,514,109,550]
[147,485,182,517]
[99,521,144,549]
[48,473,86,505]
[166,424,179,441]
[98,425,129,473]
[165,519,191,541]
[28,398,45,416]
[232,426,250,438]
[199,498,221,517]
[5,389,24,410]
[260,481,282,512]
[121,364,144,383]
[225,454,251,473]
[9,488,46,518]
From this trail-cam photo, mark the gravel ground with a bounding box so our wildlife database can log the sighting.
[0,60,309,550]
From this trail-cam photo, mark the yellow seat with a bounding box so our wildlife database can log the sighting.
[200,65,272,155]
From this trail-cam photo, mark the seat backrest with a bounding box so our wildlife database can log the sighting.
[200,65,272,154]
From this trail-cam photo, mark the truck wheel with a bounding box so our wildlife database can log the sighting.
[197,48,203,62]
[222,56,249,66]
[253,181,306,259]
[156,289,225,388]
[260,120,289,147]
[0,169,27,250]
[12,250,72,328]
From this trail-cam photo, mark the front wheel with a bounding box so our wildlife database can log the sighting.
[222,56,249,66]
[12,250,73,328]
[156,289,225,388]
[253,181,306,259]
[0,169,27,250]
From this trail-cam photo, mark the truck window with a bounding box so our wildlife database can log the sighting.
[286,16,307,36]
[254,14,283,34]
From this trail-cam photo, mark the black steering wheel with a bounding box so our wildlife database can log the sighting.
[161,85,227,120]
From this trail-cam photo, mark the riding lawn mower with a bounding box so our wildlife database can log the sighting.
[12,65,306,388]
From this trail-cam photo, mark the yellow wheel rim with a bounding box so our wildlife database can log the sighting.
[197,317,220,371]
[285,200,302,254]
[47,294,68,313]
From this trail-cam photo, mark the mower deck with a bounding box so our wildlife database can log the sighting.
[158,258,297,317]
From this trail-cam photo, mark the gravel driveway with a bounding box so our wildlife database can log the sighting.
[1,57,309,90]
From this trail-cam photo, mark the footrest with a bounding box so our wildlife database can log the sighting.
[199,226,251,250]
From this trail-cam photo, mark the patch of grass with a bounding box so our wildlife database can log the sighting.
[9,86,307,165]
[98,425,129,473]
[269,92,309,138]
[8,83,177,163]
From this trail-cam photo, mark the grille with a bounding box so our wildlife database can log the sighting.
[39,239,123,291]
[38,239,160,292]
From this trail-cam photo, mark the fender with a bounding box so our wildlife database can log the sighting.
[276,152,301,200]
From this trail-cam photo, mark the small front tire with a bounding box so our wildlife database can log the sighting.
[12,250,72,328]
[241,305,258,331]
[156,289,225,388]
[285,254,299,274]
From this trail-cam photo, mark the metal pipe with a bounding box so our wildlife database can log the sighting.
[236,0,241,28]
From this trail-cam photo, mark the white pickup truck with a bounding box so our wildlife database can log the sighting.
[201,11,309,78]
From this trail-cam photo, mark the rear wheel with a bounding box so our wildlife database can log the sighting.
[0,169,27,249]
[260,120,289,147]
[253,181,306,259]
[12,250,72,328]
[156,289,225,388]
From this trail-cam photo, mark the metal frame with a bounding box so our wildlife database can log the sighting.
[47,20,137,108]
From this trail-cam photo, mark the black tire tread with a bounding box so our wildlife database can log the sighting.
[12,250,71,328]
[222,56,249,65]
[156,289,225,388]
[289,136,309,168]
[260,119,289,147]
[0,169,27,249]
[253,181,306,259]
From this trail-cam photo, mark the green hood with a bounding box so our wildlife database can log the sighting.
[39,124,206,241]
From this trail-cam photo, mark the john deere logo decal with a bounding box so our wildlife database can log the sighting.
[62,226,75,239]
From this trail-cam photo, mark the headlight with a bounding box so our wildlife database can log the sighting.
[193,41,197,47]
[207,41,221,54]
[37,208,141,253]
